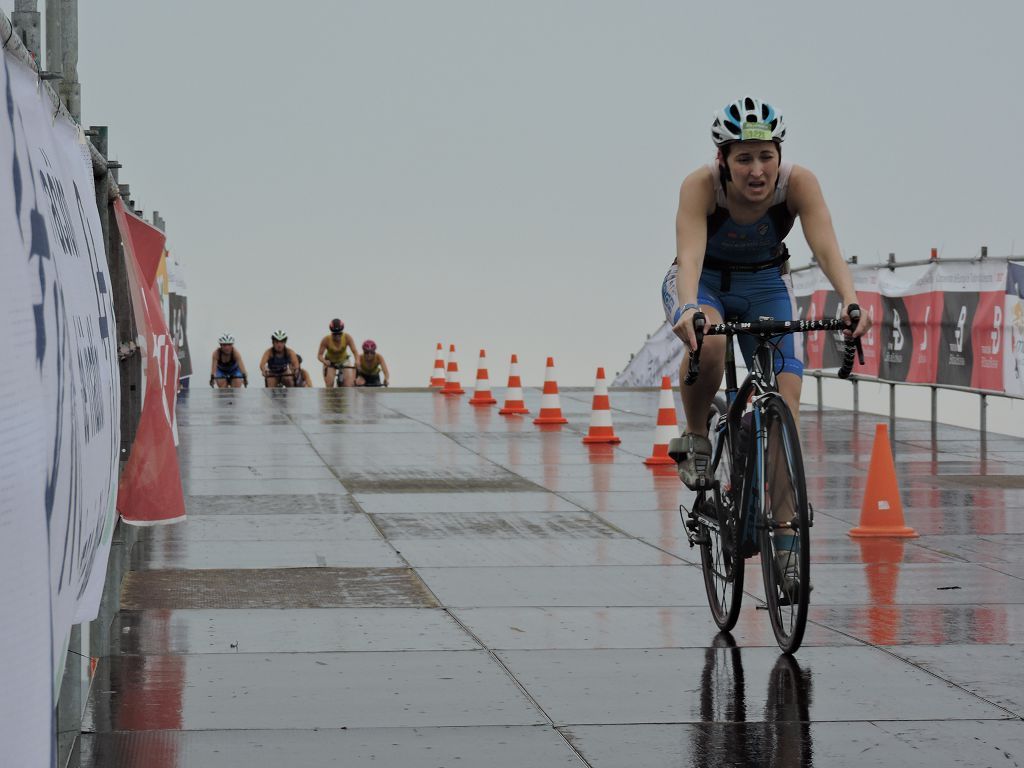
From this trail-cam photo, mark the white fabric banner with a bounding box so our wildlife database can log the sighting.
[1,43,121,761]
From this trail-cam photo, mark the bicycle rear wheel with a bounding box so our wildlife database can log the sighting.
[758,395,810,654]
[697,403,744,631]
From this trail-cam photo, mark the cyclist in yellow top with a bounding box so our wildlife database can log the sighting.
[355,340,390,387]
[317,318,359,387]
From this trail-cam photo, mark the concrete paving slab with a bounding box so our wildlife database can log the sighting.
[121,568,436,609]
[912,534,1024,564]
[356,491,583,515]
[79,726,585,768]
[129,539,403,570]
[563,720,1024,768]
[371,510,623,539]
[747,562,1024,606]
[84,651,546,731]
[563,489,696,513]
[497,646,1011,725]
[335,467,543,494]
[114,608,479,654]
[392,538,681,567]
[135,513,384,542]
[418,565,707,608]
[809,604,1024,645]
[183,493,361,516]
[454,606,857,650]
[180,464,338,481]
[891,644,1024,716]
[183,478,348,496]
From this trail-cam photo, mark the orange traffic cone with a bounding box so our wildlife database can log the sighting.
[582,367,621,444]
[468,349,497,406]
[849,423,918,538]
[644,376,678,466]
[441,344,465,396]
[499,354,530,415]
[533,357,568,425]
[429,343,446,388]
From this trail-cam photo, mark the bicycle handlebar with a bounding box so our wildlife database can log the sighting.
[684,305,865,386]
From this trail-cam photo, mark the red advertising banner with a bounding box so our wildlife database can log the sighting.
[114,200,186,525]
[794,261,1016,397]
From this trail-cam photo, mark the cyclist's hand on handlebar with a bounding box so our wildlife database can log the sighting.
[841,301,871,338]
[672,306,702,352]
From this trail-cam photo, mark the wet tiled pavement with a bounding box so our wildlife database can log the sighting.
[78,388,1024,766]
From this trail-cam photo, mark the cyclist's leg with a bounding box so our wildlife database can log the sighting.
[664,264,727,438]
[265,375,279,387]
[355,375,366,386]
[341,366,356,387]
[324,365,337,388]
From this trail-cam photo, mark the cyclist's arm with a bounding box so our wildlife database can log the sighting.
[288,348,300,372]
[235,353,249,378]
[210,349,218,378]
[316,337,329,366]
[347,335,359,360]
[789,166,869,337]
[674,168,714,349]
[258,349,271,375]
[380,355,390,384]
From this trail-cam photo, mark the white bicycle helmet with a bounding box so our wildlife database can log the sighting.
[218,333,235,345]
[271,329,288,341]
[711,96,786,147]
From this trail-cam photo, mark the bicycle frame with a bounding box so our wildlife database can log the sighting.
[712,334,782,552]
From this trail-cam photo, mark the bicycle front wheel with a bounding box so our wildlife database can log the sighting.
[698,404,744,631]
[757,395,810,654]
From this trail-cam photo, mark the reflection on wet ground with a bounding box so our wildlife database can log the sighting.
[77,389,1024,766]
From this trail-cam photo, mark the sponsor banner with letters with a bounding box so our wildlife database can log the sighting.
[617,261,1019,398]
[167,250,193,379]
[1007,262,1024,396]
[114,199,187,525]
[2,49,121,763]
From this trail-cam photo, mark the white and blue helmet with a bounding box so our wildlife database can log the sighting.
[711,96,786,147]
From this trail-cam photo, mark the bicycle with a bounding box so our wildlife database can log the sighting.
[672,306,862,653]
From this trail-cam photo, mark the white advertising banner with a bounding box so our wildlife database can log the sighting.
[1,44,121,760]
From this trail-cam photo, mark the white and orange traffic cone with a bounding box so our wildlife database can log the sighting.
[582,367,621,444]
[499,354,530,415]
[468,349,497,406]
[534,357,568,425]
[441,344,465,396]
[643,376,678,466]
[429,343,446,388]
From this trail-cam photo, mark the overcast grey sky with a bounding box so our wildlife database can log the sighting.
[41,1,1024,385]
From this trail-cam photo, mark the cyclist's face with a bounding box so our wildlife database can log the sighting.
[273,339,285,349]
[725,141,779,202]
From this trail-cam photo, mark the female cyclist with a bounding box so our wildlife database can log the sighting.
[210,334,248,388]
[355,340,390,387]
[317,318,359,387]
[665,96,870,488]
[259,330,300,387]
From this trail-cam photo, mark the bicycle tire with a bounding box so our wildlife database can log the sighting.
[757,394,810,654]
[698,401,744,631]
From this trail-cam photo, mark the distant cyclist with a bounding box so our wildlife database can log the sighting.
[210,334,248,388]
[666,95,870,491]
[356,340,390,387]
[294,355,314,388]
[259,330,300,387]
[317,318,358,387]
